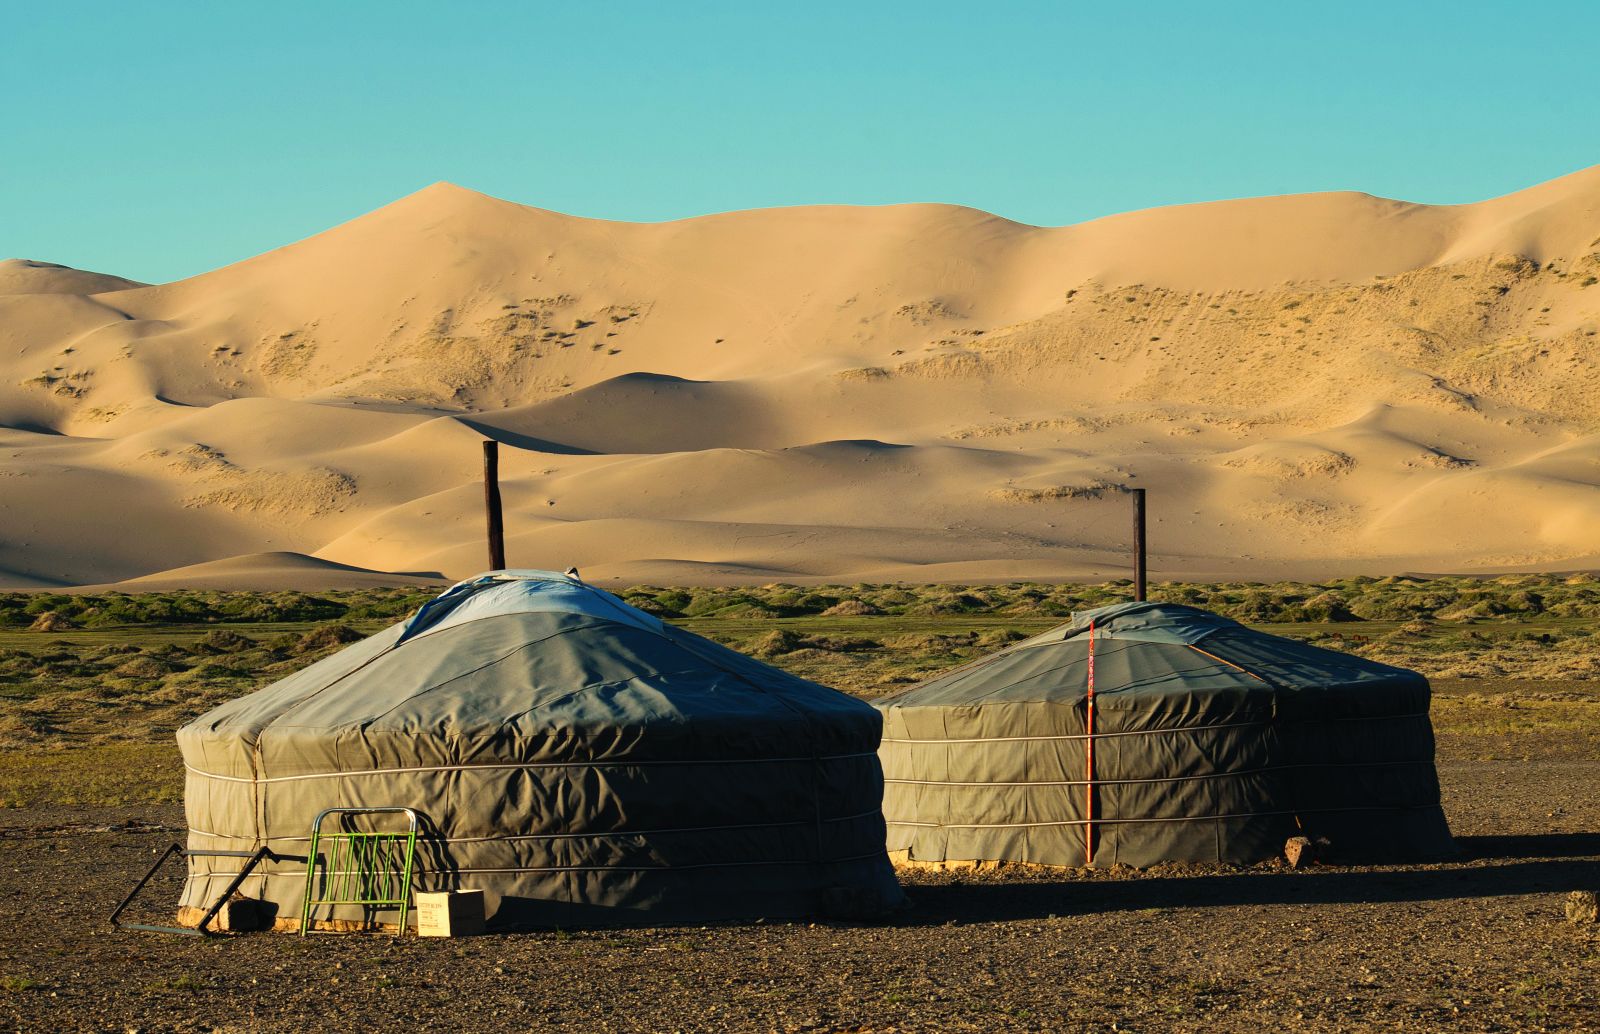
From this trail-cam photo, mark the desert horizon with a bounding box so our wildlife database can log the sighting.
[5,165,1600,590]
[8,6,1600,1031]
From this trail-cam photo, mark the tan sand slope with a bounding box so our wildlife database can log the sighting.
[0,259,145,297]
[70,552,448,593]
[3,166,1600,587]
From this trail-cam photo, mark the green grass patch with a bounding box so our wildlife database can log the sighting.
[0,742,181,808]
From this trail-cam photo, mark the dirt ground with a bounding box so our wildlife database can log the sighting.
[1,682,1597,1033]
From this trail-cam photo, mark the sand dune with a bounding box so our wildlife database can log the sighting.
[71,552,447,592]
[4,166,1600,588]
[0,259,145,297]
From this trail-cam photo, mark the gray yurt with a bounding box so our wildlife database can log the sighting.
[178,571,904,930]
[877,602,1453,868]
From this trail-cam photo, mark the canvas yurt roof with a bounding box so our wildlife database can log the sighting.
[877,601,1454,868]
[178,570,904,930]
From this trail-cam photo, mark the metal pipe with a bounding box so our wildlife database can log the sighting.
[483,440,506,571]
[1131,487,1147,601]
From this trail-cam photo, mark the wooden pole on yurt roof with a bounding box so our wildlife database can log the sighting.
[1131,487,1147,602]
[483,439,506,571]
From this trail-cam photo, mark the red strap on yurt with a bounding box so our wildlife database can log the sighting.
[1085,618,1097,867]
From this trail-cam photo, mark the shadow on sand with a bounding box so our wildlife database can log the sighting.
[894,834,1600,925]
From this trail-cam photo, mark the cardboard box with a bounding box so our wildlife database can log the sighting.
[415,890,486,937]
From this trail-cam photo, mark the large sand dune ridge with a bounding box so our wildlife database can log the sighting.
[4,167,1600,587]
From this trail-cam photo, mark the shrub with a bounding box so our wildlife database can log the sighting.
[292,624,363,655]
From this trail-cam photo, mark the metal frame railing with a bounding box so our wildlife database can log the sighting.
[111,843,273,936]
[299,807,421,935]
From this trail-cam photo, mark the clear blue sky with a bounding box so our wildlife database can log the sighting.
[5,1,1597,284]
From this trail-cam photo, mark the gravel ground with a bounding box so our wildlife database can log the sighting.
[2,675,1597,1034]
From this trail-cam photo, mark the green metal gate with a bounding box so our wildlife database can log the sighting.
[300,807,420,935]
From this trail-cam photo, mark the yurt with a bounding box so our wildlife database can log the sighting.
[177,571,904,930]
[876,602,1454,868]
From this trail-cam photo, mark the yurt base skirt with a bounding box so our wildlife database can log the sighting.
[175,906,393,935]
[887,803,1457,870]
[178,855,904,932]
